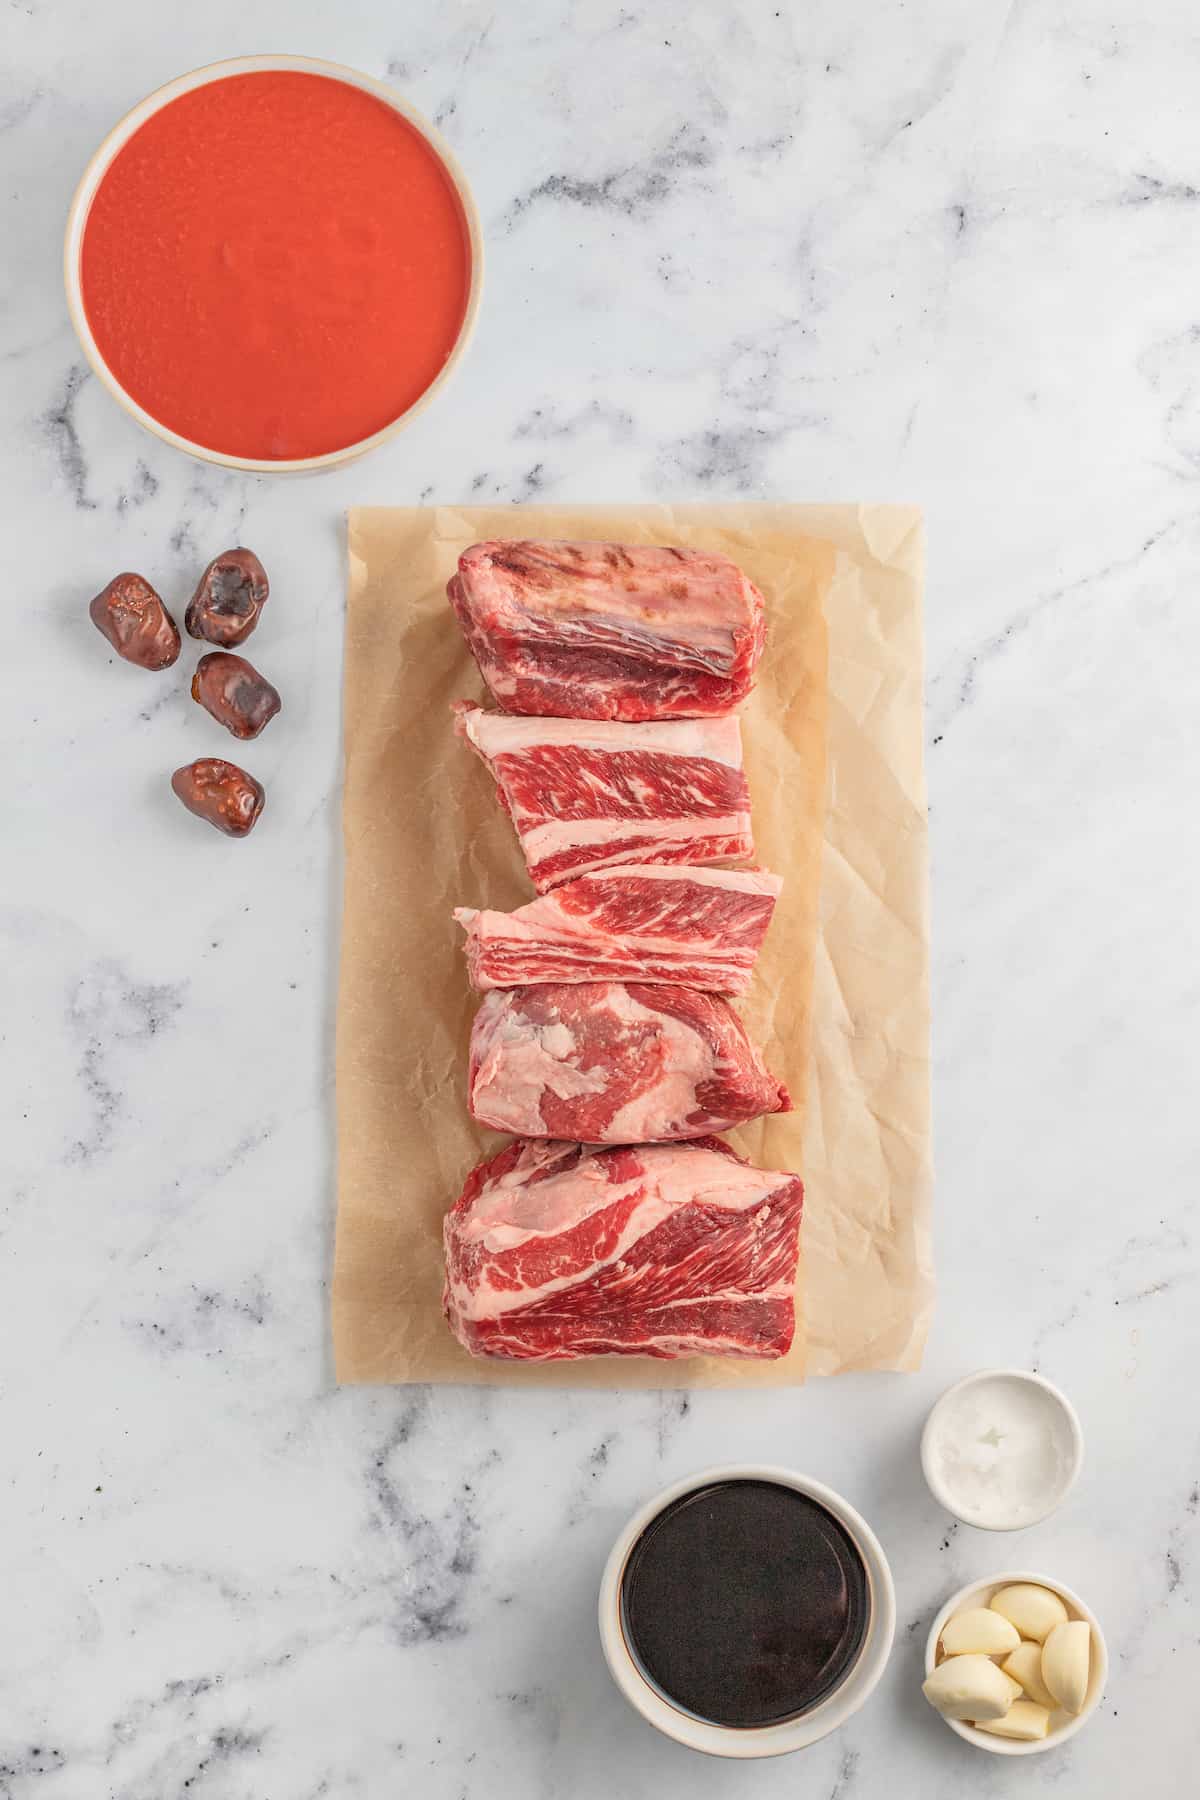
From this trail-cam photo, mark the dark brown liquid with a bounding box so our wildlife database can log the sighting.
[619,1479,870,1728]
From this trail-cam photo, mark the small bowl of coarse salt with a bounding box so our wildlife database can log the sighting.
[920,1370,1084,1531]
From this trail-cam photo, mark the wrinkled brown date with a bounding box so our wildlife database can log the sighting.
[89,572,181,670]
[185,548,270,647]
[191,652,281,740]
[171,759,265,837]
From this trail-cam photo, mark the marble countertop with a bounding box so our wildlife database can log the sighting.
[3,1,1197,1793]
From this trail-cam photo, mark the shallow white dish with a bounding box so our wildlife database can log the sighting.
[925,1571,1108,1756]
[921,1368,1084,1530]
[63,54,484,475]
[598,1463,895,1759]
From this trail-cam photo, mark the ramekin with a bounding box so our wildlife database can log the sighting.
[63,54,484,475]
[598,1463,895,1759]
[924,1571,1108,1755]
[920,1369,1085,1531]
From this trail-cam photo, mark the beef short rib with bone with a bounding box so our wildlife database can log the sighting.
[448,538,765,721]
[443,1136,804,1361]
[455,865,782,996]
[455,703,754,892]
[468,981,789,1142]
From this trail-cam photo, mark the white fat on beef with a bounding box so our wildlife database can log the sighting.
[469,1006,611,1123]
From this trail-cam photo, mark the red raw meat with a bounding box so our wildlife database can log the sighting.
[468,981,790,1142]
[448,539,765,720]
[443,1136,804,1360]
[455,702,754,892]
[454,865,782,996]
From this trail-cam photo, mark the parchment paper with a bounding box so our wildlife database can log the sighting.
[333,504,932,1385]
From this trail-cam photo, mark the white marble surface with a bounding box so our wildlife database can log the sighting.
[2,0,1197,1793]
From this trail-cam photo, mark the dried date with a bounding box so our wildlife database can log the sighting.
[171,759,265,837]
[185,548,270,647]
[191,652,281,740]
[88,572,181,670]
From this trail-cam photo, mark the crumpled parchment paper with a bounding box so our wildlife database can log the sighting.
[333,504,932,1386]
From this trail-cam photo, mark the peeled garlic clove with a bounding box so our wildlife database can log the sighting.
[989,1582,1069,1643]
[940,1607,1021,1657]
[976,1700,1051,1741]
[1002,1640,1058,1709]
[923,1655,1023,1722]
[1042,1619,1091,1713]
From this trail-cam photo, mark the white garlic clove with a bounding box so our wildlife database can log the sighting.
[1001,1640,1058,1709]
[1041,1619,1091,1714]
[923,1655,1023,1722]
[988,1582,1069,1643]
[940,1607,1021,1657]
[976,1700,1052,1740]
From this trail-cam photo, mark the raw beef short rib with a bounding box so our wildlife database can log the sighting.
[448,539,766,721]
[455,703,754,892]
[454,865,782,996]
[443,1136,804,1360]
[468,981,790,1142]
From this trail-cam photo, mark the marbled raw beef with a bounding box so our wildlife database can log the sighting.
[443,1136,804,1360]
[467,981,789,1141]
[448,539,765,720]
[455,703,753,892]
[454,865,782,996]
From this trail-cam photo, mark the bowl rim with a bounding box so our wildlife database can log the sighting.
[923,1570,1109,1756]
[919,1367,1085,1531]
[62,53,485,475]
[597,1462,896,1760]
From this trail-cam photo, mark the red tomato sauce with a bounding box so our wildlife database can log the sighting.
[81,71,472,460]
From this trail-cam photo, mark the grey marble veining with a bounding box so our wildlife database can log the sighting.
[3,0,1199,1794]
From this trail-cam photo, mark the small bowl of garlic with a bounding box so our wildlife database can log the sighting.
[923,1573,1107,1755]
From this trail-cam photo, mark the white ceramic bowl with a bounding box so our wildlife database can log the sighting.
[924,1571,1108,1756]
[598,1464,895,1759]
[921,1369,1084,1530]
[63,54,484,474]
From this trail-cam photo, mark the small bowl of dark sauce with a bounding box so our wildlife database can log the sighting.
[599,1465,895,1757]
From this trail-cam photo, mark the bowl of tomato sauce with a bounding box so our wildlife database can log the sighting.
[64,56,483,472]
